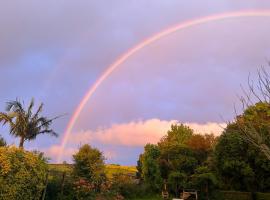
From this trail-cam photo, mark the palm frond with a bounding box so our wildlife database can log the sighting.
[27,98,35,119]
[33,102,43,120]
[6,99,24,114]
[0,112,14,126]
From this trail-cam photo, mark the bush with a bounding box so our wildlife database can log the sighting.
[110,172,154,199]
[214,191,252,200]
[73,144,106,192]
[256,192,270,200]
[0,146,48,199]
[45,166,75,200]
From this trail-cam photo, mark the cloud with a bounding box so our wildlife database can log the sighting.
[43,145,77,162]
[68,119,225,147]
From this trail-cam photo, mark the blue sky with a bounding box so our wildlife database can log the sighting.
[1,0,270,165]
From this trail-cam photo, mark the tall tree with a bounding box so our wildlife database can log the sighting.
[236,67,270,160]
[0,99,58,148]
[73,144,106,191]
[140,144,162,191]
[214,125,270,191]
[159,124,193,148]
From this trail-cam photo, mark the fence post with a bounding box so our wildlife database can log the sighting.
[60,172,66,199]
[42,172,49,200]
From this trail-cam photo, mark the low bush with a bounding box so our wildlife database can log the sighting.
[0,146,48,199]
[212,191,252,200]
[256,192,270,200]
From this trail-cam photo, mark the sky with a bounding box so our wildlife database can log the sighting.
[1,0,270,165]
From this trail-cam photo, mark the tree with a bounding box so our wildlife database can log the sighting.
[213,126,270,191]
[0,135,6,146]
[191,166,218,200]
[0,98,59,148]
[0,146,48,199]
[158,124,193,149]
[73,144,106,192]
[186,133,217,164]
[236,67,270,160]
[158,124,197,180]
[235,102,270,160]
[140,144,162,191]
[168,171,187,197]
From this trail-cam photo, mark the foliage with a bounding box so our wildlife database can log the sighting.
[73,144,106,193]
[46,163,138,199]
[158,124,193,149]
[219,191,252,200]
[0,98,59,148]
[167,171,187,196]
[187,133,217,164]
[46,164,75,200]
[214,125,270,191]
[140,144,162,191]
[159,144,198,180]
[214,130,255,191]
[138,123,219,197]
[190,166,218,199]
[234,102,270,160]
[255,192,270,200]
[236,67,270,160]
[110,172,145,198]
[0,146,48,199]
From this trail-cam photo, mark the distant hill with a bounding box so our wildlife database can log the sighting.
[48,164,137,179]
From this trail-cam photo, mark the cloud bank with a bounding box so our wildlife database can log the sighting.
[44,119,225,162]
[68,119,225,147]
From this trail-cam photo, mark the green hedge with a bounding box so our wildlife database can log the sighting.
[256,193,270,200]
[219,191,252,200]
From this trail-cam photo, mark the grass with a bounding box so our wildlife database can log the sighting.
[48,163,137,178]
[48,164,73,173]
[105,164,137,178]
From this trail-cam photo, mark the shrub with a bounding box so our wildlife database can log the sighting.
[216,191,252,200]
[73,144,106,191]
[256,192,270,200]
[0,146,48,199]
[45,166,75,200]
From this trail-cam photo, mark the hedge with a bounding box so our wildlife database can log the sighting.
[219,191,252,200]
[255,192,270,200]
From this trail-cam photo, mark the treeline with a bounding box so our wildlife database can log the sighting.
[137,102,270,199]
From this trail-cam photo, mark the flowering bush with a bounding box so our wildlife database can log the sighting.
[0,146,48,199]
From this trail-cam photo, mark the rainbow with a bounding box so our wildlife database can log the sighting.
[56,10,270,162]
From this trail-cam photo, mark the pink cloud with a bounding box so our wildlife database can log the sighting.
[43,145,77,162]
[42,119,225,163]
[68,119,225,147]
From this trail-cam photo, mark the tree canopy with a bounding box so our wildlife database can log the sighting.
[73,144,106,192]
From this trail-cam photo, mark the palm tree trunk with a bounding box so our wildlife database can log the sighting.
[19,136,24,148]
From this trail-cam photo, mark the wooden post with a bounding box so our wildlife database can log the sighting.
[41,172,49,200]
[60,172,66,199]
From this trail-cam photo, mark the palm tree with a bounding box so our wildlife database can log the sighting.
[0,98,59,148]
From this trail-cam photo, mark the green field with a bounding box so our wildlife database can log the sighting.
[48,163,137,178]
